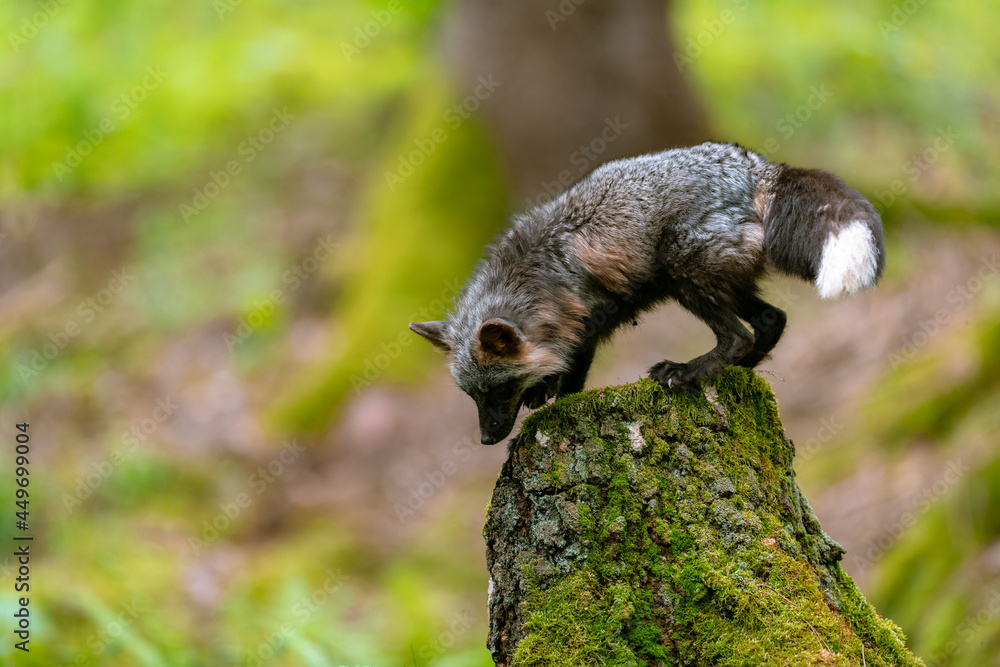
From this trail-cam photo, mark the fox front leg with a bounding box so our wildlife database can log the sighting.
[521,374,561,409]
[556,339,598,397]
[522,339,598,409]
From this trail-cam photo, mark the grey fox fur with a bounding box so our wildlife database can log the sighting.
[410,142,885,444]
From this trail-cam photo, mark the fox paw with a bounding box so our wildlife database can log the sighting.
[522,382,552,409]
[649,360,702,393]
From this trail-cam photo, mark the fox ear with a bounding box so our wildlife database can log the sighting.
[409,321,451,351]
[479,318,521,357]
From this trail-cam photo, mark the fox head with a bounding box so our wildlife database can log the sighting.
[409,318,565,445]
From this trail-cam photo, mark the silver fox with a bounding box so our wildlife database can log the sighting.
[411,142,885,444]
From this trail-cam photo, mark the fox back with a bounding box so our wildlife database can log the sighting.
[411,142,884,443]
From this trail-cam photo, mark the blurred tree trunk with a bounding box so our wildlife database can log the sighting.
[273,1,711,434]
[443,0,709,202]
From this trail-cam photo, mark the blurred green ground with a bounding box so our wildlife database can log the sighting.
[1,0,999,664]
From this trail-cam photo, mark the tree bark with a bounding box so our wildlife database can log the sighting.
[443,0,708,202]
[484,368,925,666]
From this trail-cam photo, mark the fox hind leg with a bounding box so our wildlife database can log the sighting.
[650,291,754,392]
[734,293,787,368]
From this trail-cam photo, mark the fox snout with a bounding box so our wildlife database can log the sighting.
[477,402,519,445]
[410,318,563,445]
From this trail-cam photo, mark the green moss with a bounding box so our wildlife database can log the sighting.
[515,570,640,666]
[488,367,924,666]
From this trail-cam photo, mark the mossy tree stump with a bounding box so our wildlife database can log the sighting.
[484,368,924,666]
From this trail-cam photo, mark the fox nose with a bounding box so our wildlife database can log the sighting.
[480,420,503,445]
[478,405,516,445]
[479,418,513,446]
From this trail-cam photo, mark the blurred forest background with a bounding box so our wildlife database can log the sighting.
[1,0,999,665]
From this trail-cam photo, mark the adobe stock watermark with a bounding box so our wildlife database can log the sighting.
[873,127,960,213]
[189,440,305,554]
[62,396,180,514]
[383,75,501,192]
[545,0,587,30]
[224,234,339,351]
[340,0,403,61]
[350,278,463,393]
[851,458,970,574]
[69,597,148,667]
[214,0,242,20]
[796,416,843,464]
[394,435,476,524]
[887,253,998,370]
[243,569,349,667]
[51,66,169,181]
[8,0,71,52]
[878,0,928,39]
[17,267,136,383]
[412,611,475,663]
[759,85,833,157]
[179,107,296,223]
[672,0,750,72]
[924,581,1000,667]
[748,284,800,328]
[522,116,630,209]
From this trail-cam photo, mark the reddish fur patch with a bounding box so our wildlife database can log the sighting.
[742,223,765,256]
[473,341,506,367]
[472,344,494,367]
[753,180,771,221]
[473,339,566,375]
[535,289,588,347]
[520,342,567,375]
[570,236,638,292]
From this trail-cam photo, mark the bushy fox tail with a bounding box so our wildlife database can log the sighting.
[759,166,885,299]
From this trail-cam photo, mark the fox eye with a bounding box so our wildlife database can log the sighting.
[484,382,516,401]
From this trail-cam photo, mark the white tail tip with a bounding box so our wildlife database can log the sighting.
[815,220,879,299]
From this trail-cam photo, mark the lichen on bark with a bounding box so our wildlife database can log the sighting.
[484,367,924,666]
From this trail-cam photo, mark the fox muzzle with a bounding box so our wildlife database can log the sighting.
[478,404,518,445]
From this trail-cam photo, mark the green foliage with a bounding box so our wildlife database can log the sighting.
[796,282,1000,495]
[2,0,997,663]
[868,457,1000,667]
[1,0,441,195]
[673,0,1000,205]
[869,293,1000,451]
[269,81,509,432]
